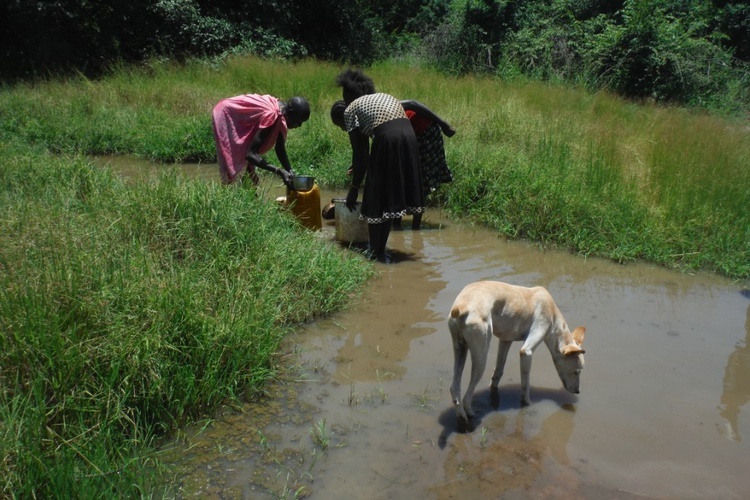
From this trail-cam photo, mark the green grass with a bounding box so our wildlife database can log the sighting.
[0,142,372,496]
[2,57,746,278]
[0,53,748,496]
[440,80,749,278]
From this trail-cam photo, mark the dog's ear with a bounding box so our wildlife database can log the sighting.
[571,326,586,346]
[562,344,585,356]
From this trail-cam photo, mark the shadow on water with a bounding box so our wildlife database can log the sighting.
[437,385,578,447]
[93,157,750,499]
[336,241,421,265]
[719,302,750,442]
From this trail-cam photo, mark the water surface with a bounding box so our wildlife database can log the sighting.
[93,158,750,498]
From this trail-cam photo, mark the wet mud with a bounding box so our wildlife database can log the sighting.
[95,158,750,499]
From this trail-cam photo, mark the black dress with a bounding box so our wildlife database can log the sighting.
[343,93,425,224]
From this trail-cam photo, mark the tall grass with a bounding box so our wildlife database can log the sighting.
[438,80,749,278]
[0,141,372,496]
[1,56,747,276]
[0,54,748,492]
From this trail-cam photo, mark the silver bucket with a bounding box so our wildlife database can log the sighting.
[334,199,369,244]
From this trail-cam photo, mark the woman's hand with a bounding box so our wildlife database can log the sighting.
[345,187,359,212]
[442,124,456,138]
[277,168,293,187]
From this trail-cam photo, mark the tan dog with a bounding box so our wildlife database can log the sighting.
[448,281,586,423]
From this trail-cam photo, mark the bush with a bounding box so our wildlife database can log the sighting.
[584,0,738,104]
[153,0,238,58]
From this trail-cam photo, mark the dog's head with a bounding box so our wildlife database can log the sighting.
[553,326,586,394]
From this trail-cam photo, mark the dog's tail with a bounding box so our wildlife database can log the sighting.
[448,305,464,346]
[450,305,463,319]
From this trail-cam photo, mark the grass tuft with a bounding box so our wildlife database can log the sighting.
[0,147,372,496]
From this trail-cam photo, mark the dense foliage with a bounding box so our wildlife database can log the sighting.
[2,0,747,113]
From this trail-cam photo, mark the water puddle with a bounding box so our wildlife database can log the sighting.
[93,158,750,498]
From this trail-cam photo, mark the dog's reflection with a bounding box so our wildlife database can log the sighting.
[719,302,750,441]
[438,385,577,448]
[434,388,578,496]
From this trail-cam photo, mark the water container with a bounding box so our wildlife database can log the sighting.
[286,184,322,230]
[334,199,369,244]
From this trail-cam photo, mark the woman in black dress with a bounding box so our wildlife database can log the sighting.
[330,69,425,262]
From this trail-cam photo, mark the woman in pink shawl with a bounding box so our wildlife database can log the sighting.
[212,94,310,185]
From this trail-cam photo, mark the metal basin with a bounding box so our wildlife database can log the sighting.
[291,175,315,191]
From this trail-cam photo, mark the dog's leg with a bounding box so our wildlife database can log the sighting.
[491,340,513,388]
[519,323,548,406]
[449,319,469,423]
[462,321,492,418]
[519,348,534,406]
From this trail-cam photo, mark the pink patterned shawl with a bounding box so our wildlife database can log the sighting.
[212,94,288,184]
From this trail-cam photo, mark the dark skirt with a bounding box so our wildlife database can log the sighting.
[417,122,453,192]
[360,118,425,224]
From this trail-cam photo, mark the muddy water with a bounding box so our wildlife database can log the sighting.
[94,158,750,498]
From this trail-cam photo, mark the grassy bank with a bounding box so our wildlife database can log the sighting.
[0,141,373,495]
[1,56,747,279]
[440,79,750,279]
[0,54,748,496]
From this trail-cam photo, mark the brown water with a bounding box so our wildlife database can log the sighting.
[95,158,750,499]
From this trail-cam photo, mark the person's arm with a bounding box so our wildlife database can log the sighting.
[401,99,456,137]
[274,133,294,173]
[246,126,292,184]
[345,130,370,211]
[348,130,369,188]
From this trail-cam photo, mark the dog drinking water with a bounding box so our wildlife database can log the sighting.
[448,281,586,424]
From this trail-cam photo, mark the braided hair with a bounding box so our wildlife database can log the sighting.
[335,69,376,104]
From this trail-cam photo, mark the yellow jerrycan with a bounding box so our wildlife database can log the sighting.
[286,182,322,231]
